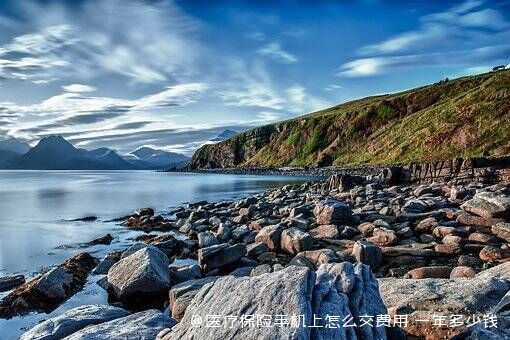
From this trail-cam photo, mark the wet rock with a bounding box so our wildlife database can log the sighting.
[0,275,25,292]
[313,199,353,225]
[0,253,97,318]
[280,227,313,255]
[450,266,476,278]
[309,224,339,239]
[65,309,175,340]
[255,224,283,251]
[70,216,97,222]
[107,246,170,308]
[197,231,218,248]
[198,243,246,271]
[86,233,113,246]
[352,241,382,268]
[20,304,128,340]
[407,266,453,279]
[92,252,121,275]
[367,228,397,246]
[461,192,510,219]
[492,222,510,242]
[135,207,155,217]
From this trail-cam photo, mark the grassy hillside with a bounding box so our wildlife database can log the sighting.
[189,70,510,169]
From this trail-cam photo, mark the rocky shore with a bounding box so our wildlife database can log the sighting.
[2,168,510,339]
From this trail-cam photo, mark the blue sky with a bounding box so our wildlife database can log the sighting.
[0,0,509,155]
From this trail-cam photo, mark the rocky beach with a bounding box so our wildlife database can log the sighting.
[0,162,509,339]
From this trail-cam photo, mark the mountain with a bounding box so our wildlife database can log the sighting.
[189,70,510,169]
[128,147,190,169]
[0,137,30,155]
[210,129,238,142]
[86,148,138,170]
[0,149,19,164]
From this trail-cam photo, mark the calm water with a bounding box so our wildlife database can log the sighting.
[0,170,308,276]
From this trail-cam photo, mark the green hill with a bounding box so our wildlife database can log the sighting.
[188,70,510,169]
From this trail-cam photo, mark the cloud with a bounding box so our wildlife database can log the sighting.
[324,84,343,91]
[257,42,298,64]
[62,84,96,93]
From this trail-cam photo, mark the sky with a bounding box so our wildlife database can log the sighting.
[0,0,509,155]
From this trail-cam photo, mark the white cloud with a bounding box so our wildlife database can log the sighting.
[62,84,97,93]
[257,42,298,64]
[324,84,343,91]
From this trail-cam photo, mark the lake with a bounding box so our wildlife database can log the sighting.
[0,170,309,276]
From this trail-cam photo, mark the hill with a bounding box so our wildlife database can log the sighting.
[128,147,189,169]
[188,70,510,169]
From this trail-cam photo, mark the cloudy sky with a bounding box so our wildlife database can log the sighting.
[0,0,509,155]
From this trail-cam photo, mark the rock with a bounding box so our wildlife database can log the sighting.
[64,309,175,340]
[0,253,97,318]
[442,235,463,245]
[479,246,506,263]
[280,227,314,255]
[0,275,25,292]
[92,252,121,275]
[246,242,270,257]
[468,232,498,244]
[379,262,510,339]
[367,228,398,246]
[450,266,476,278]
[20,304,128,340]
[198,243,246,271]
[313,199,353,225]
[309,224,339,239]
[135,207,155,217]
[407,266,453,279]
[171,290,196,321]
[432,226,457,238]
[457,212,504,227]
[168,277,218,309]
[255,224,284,251]
[357,222,376,235]
[352,241,382,268]
[435,243,462,255]
[107,246,170,308]
[297,249,339,269]
[86,234,113,246]
[214,223,231,242]
[228,267,254,277]
[492,222,510,242]
[458,255,483,267]
[197,231,218,248]
[415,217,438,233]
[166,266,314,339]
[250,264,272,276]
[70,216,98,222]
[121,243,148,259]
[169,264,201,284]
[461,192,510,219]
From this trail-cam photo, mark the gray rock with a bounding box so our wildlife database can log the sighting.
[280,227,313,255]
[198,243,246,271]
[107,246,170,300]
[93,252,120,275]
[169,276,218,308]
[197,231,218,248]
[121,243,148,259]
[0,275,25,292]
[20,304,128,340]
[169,264,201,284]
[64,309,175,340]
[352,241,382,268]
[255,224,284,251]
[314,199,353,225]
[461,192,510,218]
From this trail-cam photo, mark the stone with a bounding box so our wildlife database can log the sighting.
[0,253,97,318]
[442,235,463,245]
[246,242,270,257]
[250,264,272,276]
[313,199,353,225]
[0,275,25,292]
[215,223,231,242]
[168,277,218,308]
[458,255,483,267]
[367,228,398,246]
[461,192,510,219]
[86,234,113,246]
[435,243,462,255]
[121,243,148,259]
[407,266,453,279]
[479,246,506,263]
[432,226,457,238]
[357,222,376,235]
[297,249,339,268]
[135,207,155,217]
[352,241,382,268]
[20,304,129,340]
[64,309,175,340]
[107,246,170,305]
[169,264,201,284]
[309,224,339,239]
[450,266,476,278]
[280,227,314,255]
[415,217,438,233]
[197,231,218,248]
[198,243,246,271]
[457,212,504,227]
[92,252,121,275]
[492,222,510,242]
[255,224,284,251]
[468,232,498,244]
[166,266,314,339]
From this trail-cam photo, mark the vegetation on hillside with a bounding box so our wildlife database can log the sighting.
[189,70,510,169]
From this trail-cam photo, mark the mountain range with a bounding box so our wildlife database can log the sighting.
[0,136,190,170]
[188,69,510,169]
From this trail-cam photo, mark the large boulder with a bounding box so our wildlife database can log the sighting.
[20,304,128,340]
[64,309,175,340]
[107,246,170,307]
[352,241,382,269]
[379,262,510,339]
[255,224,284,251]
[280,227,314,255]
[492,222,510,242]
[198,243,246,271]
[461,192,510,219]
[314,199,354,225]
[0,253,97,318]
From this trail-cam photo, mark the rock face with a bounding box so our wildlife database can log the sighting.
[197,243,246,271]
[379,262,510,339]
[164,263,387,340]
[64,309,176,340]
[20,304,128,340]
[107,246,170,308]
[0,253,97,318]
[314,199,353,225]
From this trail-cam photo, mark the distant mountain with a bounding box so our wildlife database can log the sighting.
[210,129,238,142]
[87,148,138,170]
[0,138,30,154]
[128,147,190,169]
[0,149,18,164]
